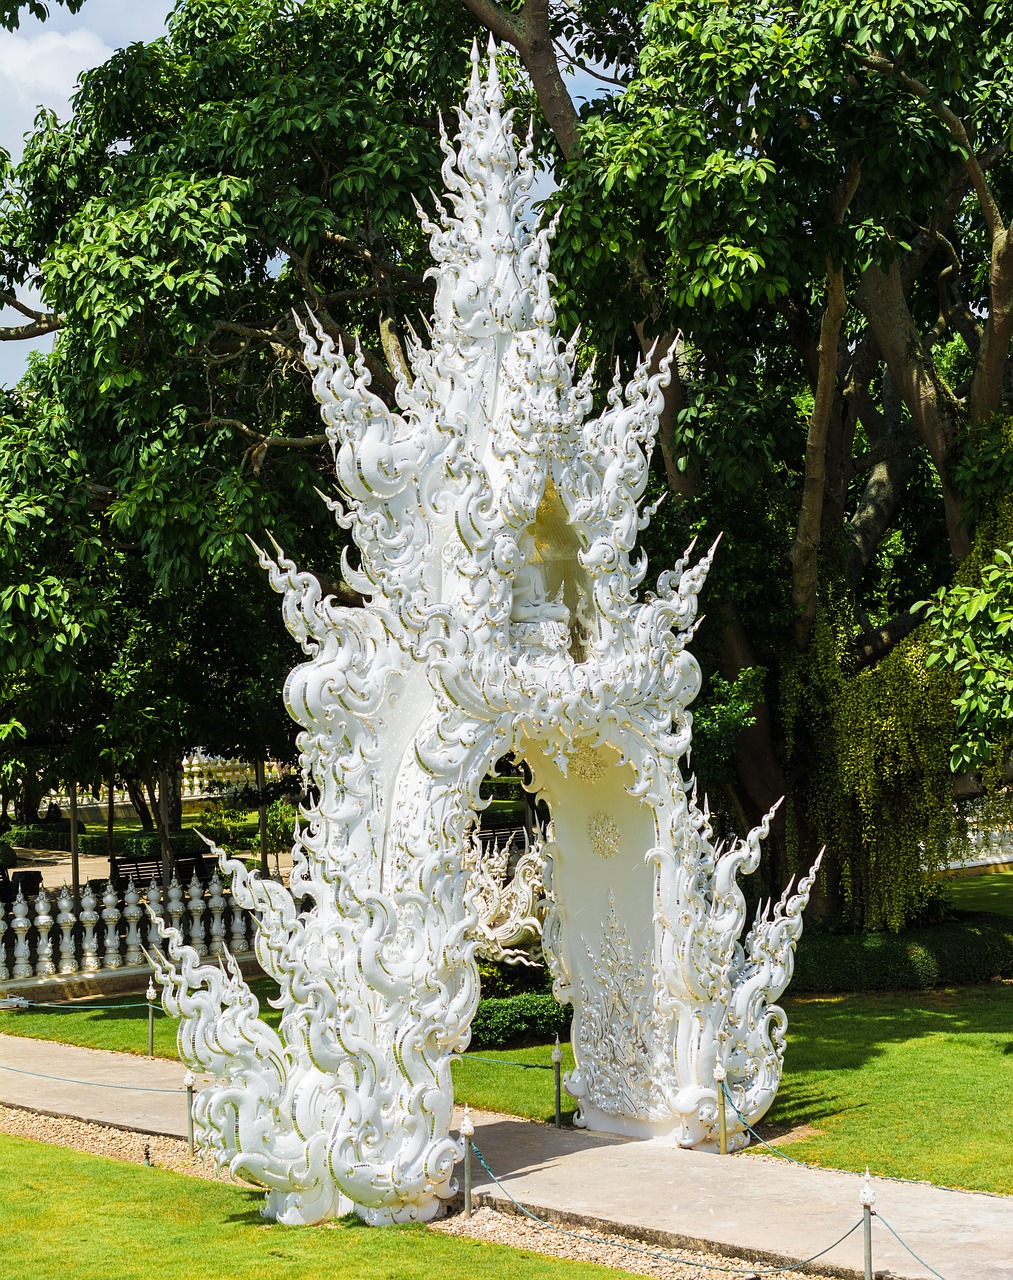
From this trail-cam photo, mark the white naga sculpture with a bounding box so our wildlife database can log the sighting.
[152,45,819,1226]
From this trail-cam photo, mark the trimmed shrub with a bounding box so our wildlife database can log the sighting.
[794,911,1013,992]
[470,992,570,1048]
[7,825,203,860]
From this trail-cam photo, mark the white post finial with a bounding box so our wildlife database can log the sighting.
[459,1105,475,1139]
[860,1167,876,1208]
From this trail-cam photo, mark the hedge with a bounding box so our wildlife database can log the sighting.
[7,825,204,860]
[793,911,1013,993]
[470,992,571,1048]
[469,913,1013,1046]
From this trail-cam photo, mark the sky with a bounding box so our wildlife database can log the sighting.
[0,0,171,385]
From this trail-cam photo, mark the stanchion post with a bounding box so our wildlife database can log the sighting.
[714,1061,728,1155]
[860,1167,876,1280]
[146,978,156,1058]
[184,1069,196,1155]
[551,1035,563,1129]
[460,1105,474,1218]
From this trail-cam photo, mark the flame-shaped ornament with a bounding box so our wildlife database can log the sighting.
[152,41,820,1225]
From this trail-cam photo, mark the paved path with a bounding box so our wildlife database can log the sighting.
[1,1032,1009,1280]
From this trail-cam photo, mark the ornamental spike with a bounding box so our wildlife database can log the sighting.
[159,43,816,1223]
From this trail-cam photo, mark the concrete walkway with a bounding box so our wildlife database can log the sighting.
[1,1032,1009,1280]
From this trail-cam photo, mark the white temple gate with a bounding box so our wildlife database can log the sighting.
[152,44,818,1226]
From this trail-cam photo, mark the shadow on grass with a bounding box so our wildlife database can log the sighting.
[768,982,1011,1129]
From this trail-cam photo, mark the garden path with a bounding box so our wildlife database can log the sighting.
[0,1032,1008,1280]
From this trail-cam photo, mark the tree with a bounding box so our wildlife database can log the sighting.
[3,0,1012,927]
[0,0,484,813]
[458,0,1013,926]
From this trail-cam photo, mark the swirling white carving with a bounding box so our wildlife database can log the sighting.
[152,40,818,1225]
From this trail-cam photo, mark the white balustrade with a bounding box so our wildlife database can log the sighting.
[101,881,122,970]
[208,872,226,956]
[11,890,31,979]
[37,754,288,817]
[186,874,207,957]
[229,892,248,955]
[56,884,78,975]
[147,878,163,948]
[167,876,185,936]
[123,877,143,966]
[79,884,100,971]
[33,887,56,977]
[0,875,259,989]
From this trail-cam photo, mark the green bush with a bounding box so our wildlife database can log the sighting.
[265,798,296,855]
[0,841,15,870]
[197,802,252,848]
[6,825,202,860]
[477,957,552,999]
[794,911,1013,992]
[470,992,570,1048]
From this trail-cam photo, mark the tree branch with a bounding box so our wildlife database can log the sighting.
[0,290,63,340]
[849,608,921,672]
[856,260,971,560]
[461,0,582,160]
[205,417,327,455]
[854,52,1005,237]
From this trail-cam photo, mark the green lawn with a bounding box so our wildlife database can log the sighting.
[760,984,1013,1194]
[946,865,1013,918]
[452,1042,578,1123]
[4,977,1012,1194]
[0,1133,633,1280]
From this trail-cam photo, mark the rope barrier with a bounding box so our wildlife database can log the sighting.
[470,1139,864,1277]
[719,1085,964,1279]
[876,1214,951,1280]
[463,1055,552,1071]
[0,1061,181,1094]
[7,1001,167,1013]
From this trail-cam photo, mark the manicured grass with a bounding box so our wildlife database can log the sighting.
[946,866,1013,918]
[6,978,1012,1194]
[0,1133,633,1280]
[452,1042,577,1123]
[761,984,1013,1194]
[0,977,283,1059]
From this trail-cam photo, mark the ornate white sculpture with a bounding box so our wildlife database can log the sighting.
[151,43,817,1225]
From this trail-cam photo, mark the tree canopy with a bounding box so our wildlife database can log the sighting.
[3,0,1012,925]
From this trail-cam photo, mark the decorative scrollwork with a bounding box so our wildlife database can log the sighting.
[153,40,817,1225]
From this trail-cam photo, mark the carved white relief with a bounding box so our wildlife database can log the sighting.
[152,40,818,1226]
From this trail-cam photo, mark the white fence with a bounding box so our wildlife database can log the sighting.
[0,873,257,986]
[42,755,289,813]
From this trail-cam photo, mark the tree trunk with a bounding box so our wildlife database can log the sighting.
[124,775,154,830]
[167,757,184,832]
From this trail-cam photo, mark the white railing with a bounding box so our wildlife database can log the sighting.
[41,756,288,811]
[0,873,258,986]
[948,823,1013,870]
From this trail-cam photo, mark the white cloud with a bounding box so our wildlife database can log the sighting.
[0,28,113,161]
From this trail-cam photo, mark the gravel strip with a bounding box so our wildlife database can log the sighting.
[0,1105,842,1278]
[432,1204,842,1279]
[0,1102,215,1179]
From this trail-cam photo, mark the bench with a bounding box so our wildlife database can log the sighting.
[0,867,44,905]
[110,851,208,887]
